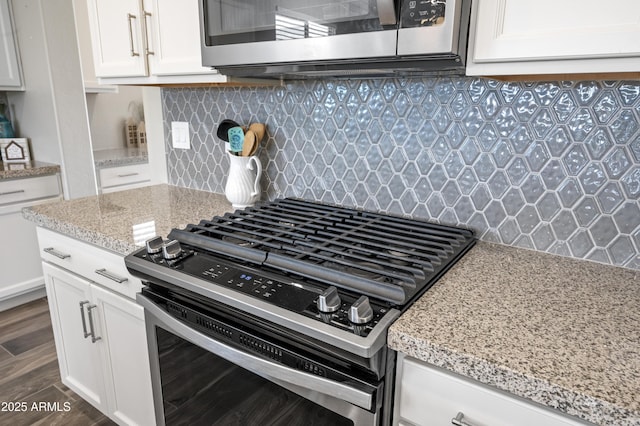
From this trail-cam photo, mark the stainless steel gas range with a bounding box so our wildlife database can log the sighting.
[125,198,475,426]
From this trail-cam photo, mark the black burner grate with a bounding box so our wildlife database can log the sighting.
[168,198,475,305]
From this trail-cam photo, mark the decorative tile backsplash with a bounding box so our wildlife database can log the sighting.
[162,78,640,270]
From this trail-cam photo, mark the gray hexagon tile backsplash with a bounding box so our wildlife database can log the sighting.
[162,77,640,270]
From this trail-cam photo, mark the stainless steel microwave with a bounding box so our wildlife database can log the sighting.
[199,0,472,79]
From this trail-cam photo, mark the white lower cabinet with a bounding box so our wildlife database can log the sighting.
[394,354,590,426]
[0,174,61,311]
[39,228,155,426]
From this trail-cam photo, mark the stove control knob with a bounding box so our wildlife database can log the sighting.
[162,240,182,260]
[317,286,341,313]
[348,296,374,324]
[145,236,164,255]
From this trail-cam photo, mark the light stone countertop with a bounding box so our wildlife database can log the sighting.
[22,184,233,255]
[388,241,640,426]
[22,186,639,425]
[0,161,60,180]
[93,147,148,169]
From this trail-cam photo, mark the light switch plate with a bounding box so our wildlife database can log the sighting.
[171,121,190,149]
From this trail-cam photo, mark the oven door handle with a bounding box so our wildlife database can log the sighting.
[139,295,375,411]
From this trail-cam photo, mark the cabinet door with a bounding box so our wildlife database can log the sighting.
[0,0,23,89]
[144,0,212,76]
[0,210,44,307]
[468,0,640,75]
[87,0,148,77]
[92,284,155,426]
[43,263,107,413]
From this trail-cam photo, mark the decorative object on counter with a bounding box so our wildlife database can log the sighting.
[137,121,147,150]
[1,138,31,163]
[224,152,262,208]
[0,114,14,138]
[125,101,146,149]
[0,94,14,139]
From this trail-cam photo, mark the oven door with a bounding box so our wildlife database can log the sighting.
[138,292,382,425]
[199,0,398,67]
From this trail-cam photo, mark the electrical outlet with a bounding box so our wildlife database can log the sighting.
[171,121,190,149]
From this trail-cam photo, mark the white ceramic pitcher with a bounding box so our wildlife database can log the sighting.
[224,153,262,209]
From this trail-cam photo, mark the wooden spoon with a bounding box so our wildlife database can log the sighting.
[248,123,266,144]
[242,130,257,156]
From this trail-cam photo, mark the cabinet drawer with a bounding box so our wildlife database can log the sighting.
[99,163,150,189]
[0,174,61,205]
[37,227,142,300]
[396,355,590,426]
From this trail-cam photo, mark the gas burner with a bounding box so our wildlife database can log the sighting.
[322,259,391,283]
[386,248,414,266]
[221,233,254,247]
[278,220,296,227]
[348,262,387,281]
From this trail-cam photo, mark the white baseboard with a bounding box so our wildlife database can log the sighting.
[0,278,47,312]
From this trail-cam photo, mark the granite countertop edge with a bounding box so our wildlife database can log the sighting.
[0,162,61,180]
[93,148,148,170]
[94,155,148,170]
[22,208,136,255]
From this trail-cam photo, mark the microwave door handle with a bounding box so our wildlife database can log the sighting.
[377,0,397,25]
[139,295,374,410]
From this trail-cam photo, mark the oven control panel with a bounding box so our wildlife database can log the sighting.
[134,249,390,337]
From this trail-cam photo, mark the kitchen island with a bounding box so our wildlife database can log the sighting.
[22,184,639,425]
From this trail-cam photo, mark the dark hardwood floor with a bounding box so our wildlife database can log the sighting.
[0,298,115,426]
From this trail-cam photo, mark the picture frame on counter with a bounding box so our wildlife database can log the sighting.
[1,138,31,163]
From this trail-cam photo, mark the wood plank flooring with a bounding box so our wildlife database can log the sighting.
[0,298,115,426]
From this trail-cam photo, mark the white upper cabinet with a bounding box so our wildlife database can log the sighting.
[466,0,640,76]
[86,0,225,83]
[87,0,148,78]
[144,0,212,76]
[0,0,24,90]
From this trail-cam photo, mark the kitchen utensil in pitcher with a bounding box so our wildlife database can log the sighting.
[242,130,257,156]
[224,153,262,208]
[248,123,266,143]
[216,119,240,142]
[227,126,244,154]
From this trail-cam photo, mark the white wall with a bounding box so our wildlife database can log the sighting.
[86,87,144,151]
[7,0,97,199]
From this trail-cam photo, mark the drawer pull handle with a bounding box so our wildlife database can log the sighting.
[0,189,25,196]
[127,13,139,57]
[452,412,477,426]
[79,301,91,338]
[87,304,101,343]
[44,247,71,259]
[117,172,139,178]
[95,268,129,284]
[143,10,154,56]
